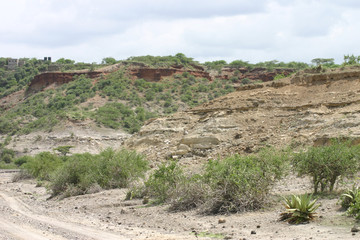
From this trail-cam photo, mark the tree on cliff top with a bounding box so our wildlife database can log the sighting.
[311,58,335,67]
[102,57,117,65]
[56,58,75,64]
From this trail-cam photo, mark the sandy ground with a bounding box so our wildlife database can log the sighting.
[0,170,359,240]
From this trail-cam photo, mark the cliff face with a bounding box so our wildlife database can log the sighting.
[124,67,360,163]
[129,68,211,81]
[27,72,103,93]
[27,63,295,93]
[217,67,294,82]
[128,66,293,82]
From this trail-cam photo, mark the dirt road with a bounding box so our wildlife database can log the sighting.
[0,171,197,240]
[0,171,130,240]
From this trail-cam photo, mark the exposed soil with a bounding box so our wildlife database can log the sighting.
[125,67,360,163]
[1,170,358,240]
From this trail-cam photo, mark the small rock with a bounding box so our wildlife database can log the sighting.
[256,225,261,228]
[218,218,226,224]
[251,230,256,234]
[351,226,360,232]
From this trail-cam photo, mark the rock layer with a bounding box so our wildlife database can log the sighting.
[27,72,104,93]
[124,67,360,162]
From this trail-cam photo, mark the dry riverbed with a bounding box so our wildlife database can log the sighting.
[0,170,359,240]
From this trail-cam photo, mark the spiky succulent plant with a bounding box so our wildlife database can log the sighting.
[279,194,320,224]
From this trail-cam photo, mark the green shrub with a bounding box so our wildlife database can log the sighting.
[50,153,97,197]
[279,194,320,224]
[141,148,289,213]
[1,148,15,163]
[144,161,184,204]
[201,148,289,213]
[53,145,73,156]
[273,73,286,81]
[95,103,155,133]
[22,152,63,180]
[292,140,360,193]
[169,174,209,211]
[50,148,148,198]
[96,148,148,188]
[241,78,251,85]
[14,156,32,166]
[0,162,17,169]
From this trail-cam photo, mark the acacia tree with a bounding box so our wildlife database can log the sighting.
[344,54,360,65]
[54,145,73,156]
[293,140,360,193]
[311,58,335,66]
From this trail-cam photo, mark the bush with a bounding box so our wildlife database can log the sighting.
[144,161,184,204]
[22,152,63,180]
[50,153,97,197]
[169,174,209,211]
[95,103,155,133]
[201,148,289,213]
[279,194,320,224]
[50,148,148,198]
[53,145,73,156]
[14,155,32,166]
[273,73,286,81]
[142,148,289,213]
[0,148,15,163]
[241,78,251,85]
[292,140,360,193]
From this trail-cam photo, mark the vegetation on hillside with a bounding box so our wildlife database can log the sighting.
[0,56,235,135]
[1,54,359,137]
[0,58,100,98]
[0,58,45,98]
[204,59,310,71]
[126,53,199,68]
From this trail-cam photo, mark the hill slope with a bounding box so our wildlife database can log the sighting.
[124,66,360,163]
[0,55,301,157]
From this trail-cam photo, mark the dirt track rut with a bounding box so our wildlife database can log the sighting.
[0,172,129,240]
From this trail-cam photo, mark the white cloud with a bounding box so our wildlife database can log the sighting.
[1,0,360,64]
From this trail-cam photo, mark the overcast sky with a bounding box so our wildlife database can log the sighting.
[1,0,360,64]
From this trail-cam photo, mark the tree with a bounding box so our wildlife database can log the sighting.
[344,55,360,65]
[175,53,193,65]
[229,60,250,68]
[56,58,75,64]
[54,145,74,156]
[101,57,117,65]
[293,140,360,193]
[311,58,335,66]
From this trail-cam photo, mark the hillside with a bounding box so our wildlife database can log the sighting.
[0,55,298,157]
[125,66,360,163]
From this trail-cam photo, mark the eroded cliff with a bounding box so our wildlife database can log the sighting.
[124,67,360,163]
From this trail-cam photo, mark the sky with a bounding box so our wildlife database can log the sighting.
[1,0,360,64]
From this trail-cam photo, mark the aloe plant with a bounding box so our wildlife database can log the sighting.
[342,185,360,219]
[280,194,320,224]
[340,185,360,209]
